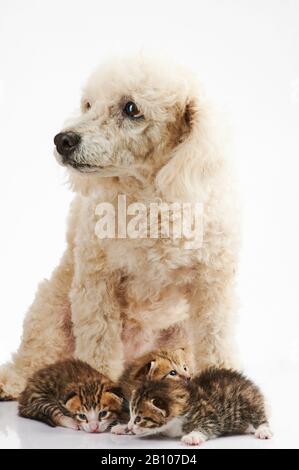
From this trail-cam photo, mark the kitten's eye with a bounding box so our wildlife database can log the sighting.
[123,101,143,119]
[184,366,188,371]
[98,410,108,419]
[134,416,141,424]
[77,413,87,421]
[169,370,177,376]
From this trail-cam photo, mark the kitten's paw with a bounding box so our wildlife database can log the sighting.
[111,424,131,435]
[245,424,255,434]
[58,416,80,431]
[181,431,207,446]
[255,424,273,440]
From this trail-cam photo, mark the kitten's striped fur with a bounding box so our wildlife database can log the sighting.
[18,359,128,432]
[128,368,272,444]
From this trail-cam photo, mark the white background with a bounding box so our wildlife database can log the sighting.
[0,0,299,449]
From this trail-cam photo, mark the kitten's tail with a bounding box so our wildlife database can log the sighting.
[18,395,74,427]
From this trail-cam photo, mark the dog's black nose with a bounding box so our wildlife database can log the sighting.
[54,132,81,158]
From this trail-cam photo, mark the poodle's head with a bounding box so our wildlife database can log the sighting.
[54,55,223,199]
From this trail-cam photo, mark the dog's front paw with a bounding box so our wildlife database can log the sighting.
[0,386,14,401]
[181,431,207,446]
[0,364,25,400]
[111,424,131,435]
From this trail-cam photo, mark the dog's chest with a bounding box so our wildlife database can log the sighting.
[75,210,198,307]
[76,193,200,284]
[103,237,197,285]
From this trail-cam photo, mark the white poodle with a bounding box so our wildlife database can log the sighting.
[0,55,239,399]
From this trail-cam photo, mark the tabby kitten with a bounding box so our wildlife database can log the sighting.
[127,368,273,445]
[18,359,128,433]
[111,348,191,435]
[119,348,191,402]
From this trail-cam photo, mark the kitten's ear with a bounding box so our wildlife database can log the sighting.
[103,387,124,406]
[173,348,187,361]
[150,398,167,417]
[135,361,156,379]
[174,347,194,374]
[64,391,81,412]
[63,389,77,403]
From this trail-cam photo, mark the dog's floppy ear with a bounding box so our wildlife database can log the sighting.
[156,96,224,202]
[181,100,197,138]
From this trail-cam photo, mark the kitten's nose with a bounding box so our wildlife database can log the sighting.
[89,422,99,433]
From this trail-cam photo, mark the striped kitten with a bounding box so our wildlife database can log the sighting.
[111,348,191,435]
[18,359,128,433]
[127,368,272,445]
[119,348,191,402]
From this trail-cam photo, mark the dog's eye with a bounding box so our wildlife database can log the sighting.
[123,101,143,119]
[169,370,177,376]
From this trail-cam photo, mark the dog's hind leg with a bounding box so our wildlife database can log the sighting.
[0,249,74,400]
